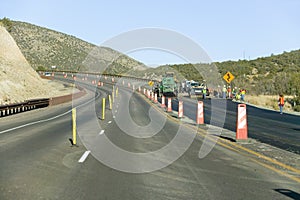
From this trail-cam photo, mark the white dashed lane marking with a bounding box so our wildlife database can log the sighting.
[78,151,91,163]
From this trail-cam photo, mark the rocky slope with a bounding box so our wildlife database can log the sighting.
[0,26,72,104]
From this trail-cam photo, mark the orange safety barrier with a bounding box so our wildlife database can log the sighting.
[197,101,204,124]
[167,98,172,112]
[236,104,248,140]
[161,96,166,108]
[154,93,158,103]
[178,100,183,118]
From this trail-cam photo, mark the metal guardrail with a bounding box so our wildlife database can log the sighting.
[0,85,86,118]
[0,98,49,117]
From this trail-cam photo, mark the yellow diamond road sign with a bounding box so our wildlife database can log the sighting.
[223,71,235,84]
[148,81,154,86]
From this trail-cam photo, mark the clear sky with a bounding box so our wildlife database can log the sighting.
[1,0,299,66]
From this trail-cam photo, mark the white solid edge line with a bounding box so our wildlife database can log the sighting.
[78,150,91,163]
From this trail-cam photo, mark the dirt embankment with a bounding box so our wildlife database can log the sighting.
[0,26,73,105]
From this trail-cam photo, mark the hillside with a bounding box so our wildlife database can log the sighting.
[0,18,146,74]
[127,49,300,98]
[0,26,73,104]
[128,50,300,111]
[215,50,300,96]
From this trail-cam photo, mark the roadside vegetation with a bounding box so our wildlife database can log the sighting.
[162,50,300,112]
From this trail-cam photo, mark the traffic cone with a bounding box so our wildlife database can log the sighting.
[236,104,248,140]
[197,101,204,124]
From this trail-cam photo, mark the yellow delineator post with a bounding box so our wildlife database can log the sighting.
[108,95,112,110]
[72,108,77,145]
[102,98,105,120]
[112,86,115,103]
[116,87,118,97]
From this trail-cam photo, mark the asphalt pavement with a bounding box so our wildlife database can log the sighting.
[1,79,300,199]
[165,96,300,154]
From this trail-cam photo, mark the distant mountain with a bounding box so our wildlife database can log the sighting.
[1,18,146,74]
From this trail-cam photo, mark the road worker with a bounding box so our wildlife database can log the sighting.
[241,89,246,101]
[227,86,232,98]
[203,86,207,99]
[232,87,237,98]
[235,91,241,101]
[278,94,284,114]
[222,85,227,99]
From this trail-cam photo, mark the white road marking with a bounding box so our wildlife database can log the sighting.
[99,130,105,135]
[113,116,116,118]
[0,110,71,135]
[108,121,112,124]
[78,150,91,163]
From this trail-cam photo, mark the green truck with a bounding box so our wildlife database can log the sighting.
[159,72,178,97]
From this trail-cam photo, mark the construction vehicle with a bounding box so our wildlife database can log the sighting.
[188,80,209,97]
[159,72,178,97]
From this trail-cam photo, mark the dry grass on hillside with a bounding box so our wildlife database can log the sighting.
[245,95,294,112]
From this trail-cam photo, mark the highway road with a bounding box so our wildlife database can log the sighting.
[166,97,300,154]
[1,76,300,199]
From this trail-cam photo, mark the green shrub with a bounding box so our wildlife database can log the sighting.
[0,17,13,32]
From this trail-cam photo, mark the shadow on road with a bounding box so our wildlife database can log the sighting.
[274,189,300,200]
